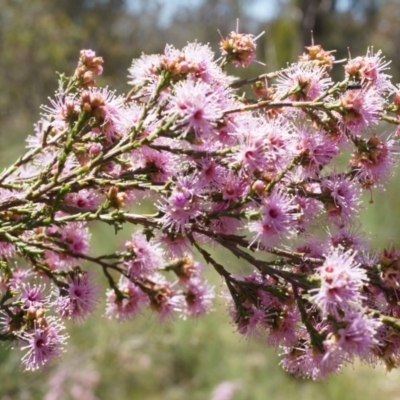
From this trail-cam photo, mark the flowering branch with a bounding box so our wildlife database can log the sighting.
[0,30,400,380]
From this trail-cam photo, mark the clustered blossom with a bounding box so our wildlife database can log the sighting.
[0,31,400,381]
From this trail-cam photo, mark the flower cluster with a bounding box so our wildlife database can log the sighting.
[1,28,400,379]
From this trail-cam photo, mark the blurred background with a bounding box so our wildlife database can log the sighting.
[1,0,400,399]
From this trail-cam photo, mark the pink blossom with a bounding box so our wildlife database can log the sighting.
[339,87,384,135]
[182,277,214,318]
[196,158,226,189]
[45,222,91,270]
[130,144,178,183]
[166,80,223,139]
[219,170,247,202]
[293,125,338,178]
[211,380,242,400]
[124,231,162,278]
[262,116,296,172]
[156,232,192,258]
[40,93,80,126]
[148,275,185,321]
[231,119,271,174]
[296,238,326,258]
[64,189,104,211]
[81,87,126,145]
[44,362,100,400]
[0,240,15,258]
[158,175,203,233]
[55,270,99,321]
[18,317,68,371]
[248,189,299,247]
[294,195,324,231]
[328,225,368,252]
[344,49,393,94]
[350,133,399,188]
[8,267,34,289]
[181,42,232,86]
[332,311,381,360]
[230,302,267,337]
[19,283,49,309]
[128,53,161,91]
[321,174,361,224]
[275,63,332,101]
[266,308,301,348]
[280,342,343,380]
[310,247,368,317]
[105,276,148,320]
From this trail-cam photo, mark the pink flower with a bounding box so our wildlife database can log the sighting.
[211,381,242,400]
[128,53,161,90]
[275,63,332,101]
[18,317,68,371]
[196,158,225,189]
[0,240,15,258]
[266,308,301,348]
[321,174,361,224]
[182,277,214,318]
[293,125,338,178]
[44,362,100,400]
[130,144,178,183]
[19,283,49,309]
[280,341,343,380]
[64,189,104,211]
[296,238,326,258]
[158,175,203,233]
[262,116,295,172]
[105,276,148,320]
[344,49,393,94]
[40,93,80,126]
[350,133,399,188]
[166,80,223,139]
[294,195,324,231]
[148,275,185,321]
[339,87,384,135]
[45,222,91,270]
[156,232,192,258]
[55,270,99,321]
[332,311,381,360]
[328,225,368,252]
[124,232,162,278]
[310,247,368,317]
[231,119,271,174]
[181,42,232,86]
[33,148,78,179]
[248,189,299,247]
[80,87,126,145]
[8,267,34,289]
[230,302,267,337]
[219,170,247,202]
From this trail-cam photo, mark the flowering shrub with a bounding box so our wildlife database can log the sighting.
[1,28,400,379]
